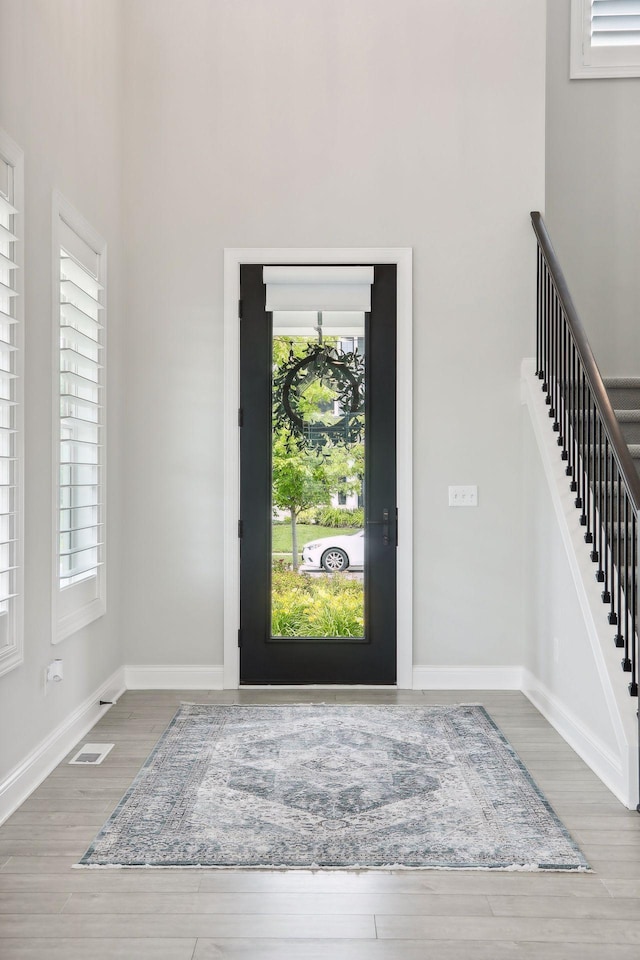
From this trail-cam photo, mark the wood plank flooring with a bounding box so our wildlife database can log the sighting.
[0,689,639,959]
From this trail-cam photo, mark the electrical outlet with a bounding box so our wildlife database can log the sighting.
[448,485,478,507]
[46,659,64,684]
[44,659,63,695]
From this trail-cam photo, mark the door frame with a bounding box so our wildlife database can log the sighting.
[223,247,413,689]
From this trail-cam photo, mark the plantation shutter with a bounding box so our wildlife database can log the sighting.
[572,0,640,76]
[58,220,104,587]
[0,155,20,639]
[591,0,640,46]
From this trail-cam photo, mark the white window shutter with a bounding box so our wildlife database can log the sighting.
[54,198,106,640]
[0,132,24,677]
[592,0,640,46]
[572,0,640,77]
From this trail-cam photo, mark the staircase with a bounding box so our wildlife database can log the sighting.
[531,212,640,810]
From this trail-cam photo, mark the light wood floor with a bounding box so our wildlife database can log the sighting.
[1,689,639,959]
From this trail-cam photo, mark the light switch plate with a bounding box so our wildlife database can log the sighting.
[448,485,478,507]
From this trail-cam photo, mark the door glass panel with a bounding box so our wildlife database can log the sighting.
[271,311,365,639]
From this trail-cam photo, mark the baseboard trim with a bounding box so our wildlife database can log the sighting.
[521,668,632,808]
[412,666,523,690]
[0,666,126,827]
[125,665,523,692]
[124,664,225,690]
[240,684,398,690]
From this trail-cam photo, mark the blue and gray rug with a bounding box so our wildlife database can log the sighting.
[78,703,588,870]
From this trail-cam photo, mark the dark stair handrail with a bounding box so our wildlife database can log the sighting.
[531,212,640,514]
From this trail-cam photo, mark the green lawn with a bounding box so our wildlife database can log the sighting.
[272,523,357,556]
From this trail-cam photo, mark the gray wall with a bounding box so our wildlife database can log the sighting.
[0,0,549,753]
[0,0,124,782]
[546,0,640,376]
[120,0,546,672]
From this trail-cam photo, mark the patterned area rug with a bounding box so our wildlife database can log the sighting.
[77,703,589,870]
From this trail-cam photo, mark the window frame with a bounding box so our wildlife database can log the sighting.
[0,129,24,678]
[52,192,107,643]
[571,0,640,79]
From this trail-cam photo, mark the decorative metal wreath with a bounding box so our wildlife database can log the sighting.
[273,343,365,451]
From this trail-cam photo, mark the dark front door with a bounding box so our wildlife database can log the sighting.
[239,263,397,684]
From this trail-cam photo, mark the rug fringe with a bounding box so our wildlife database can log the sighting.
[73,862,591,873]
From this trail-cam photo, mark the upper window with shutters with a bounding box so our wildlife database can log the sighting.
[0,131,24,677]
[53,195,106,642]
[571,0,640,77]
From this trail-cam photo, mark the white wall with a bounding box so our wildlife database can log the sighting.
[0,0,124,785]
[546,0,640,376]
[120,0,546,672]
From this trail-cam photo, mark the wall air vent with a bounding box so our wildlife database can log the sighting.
[68,742,114,765]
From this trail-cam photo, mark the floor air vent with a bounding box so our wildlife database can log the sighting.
[69,743,114,765]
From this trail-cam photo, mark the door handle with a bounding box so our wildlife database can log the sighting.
[366,508,396,546]
[382,508,390,546]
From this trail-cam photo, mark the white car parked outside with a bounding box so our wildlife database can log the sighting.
[301,530,364,572]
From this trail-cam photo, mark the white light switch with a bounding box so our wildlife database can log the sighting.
[448,485,478,507]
